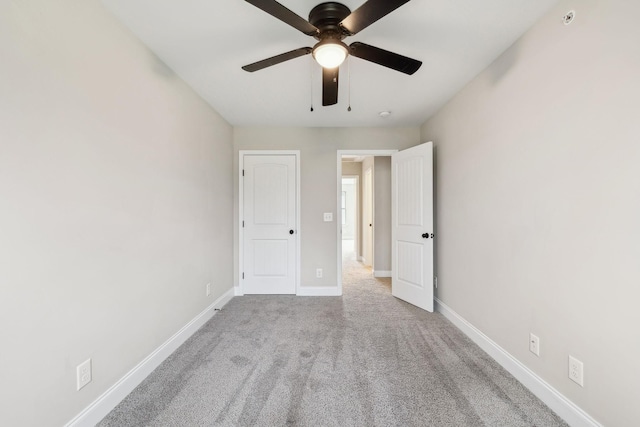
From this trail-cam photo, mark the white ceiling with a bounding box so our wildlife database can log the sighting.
[101,0,558,127]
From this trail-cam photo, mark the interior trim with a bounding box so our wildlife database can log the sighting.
[65,288,235,427]
[435,298,602,427]
[297,286,341,296]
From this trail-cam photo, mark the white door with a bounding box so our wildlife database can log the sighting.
[242,155,297,294]
[362,167,373,267]
[392,142,434,312]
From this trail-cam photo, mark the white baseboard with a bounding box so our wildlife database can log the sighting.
[373,270,391,278]
[65,287,235,427]
[297,286,341,296]
[434,298,602,427]
[234,287,243,296]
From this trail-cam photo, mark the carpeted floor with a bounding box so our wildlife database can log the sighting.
[99,243,567,426]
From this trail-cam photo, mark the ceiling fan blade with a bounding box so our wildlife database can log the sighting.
[349,42,422,75]
[244,0,319,36]
[242,47,312,72]
[322,67,339,106]
[340,0,411,35]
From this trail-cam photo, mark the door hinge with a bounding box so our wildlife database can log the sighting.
[242,272,244,279]
[242,169,245,176]
[242,220,244,228]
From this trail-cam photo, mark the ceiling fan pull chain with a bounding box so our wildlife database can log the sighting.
[310,56,314,112]
[347,56,352,112]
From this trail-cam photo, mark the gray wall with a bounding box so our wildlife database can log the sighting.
[420,0,640,425]
[0,2,234,426]
[374,157,392,273]
[233,128,420,288]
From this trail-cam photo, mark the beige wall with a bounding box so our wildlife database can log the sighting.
[233,127,420,288]
[421,0,640,425]
[0,1,233,426]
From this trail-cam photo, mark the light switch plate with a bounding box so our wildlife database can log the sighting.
[323,213,333,222]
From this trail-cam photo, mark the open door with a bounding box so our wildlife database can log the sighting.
[391,142,434,312]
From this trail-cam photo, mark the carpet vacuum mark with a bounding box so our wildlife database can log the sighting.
[99,256,567,426]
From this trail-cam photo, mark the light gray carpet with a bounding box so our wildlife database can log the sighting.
[99,248,567,426]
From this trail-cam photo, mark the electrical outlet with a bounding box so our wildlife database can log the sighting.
[206,283,211,297]
[316,268,323,278]
[434,276,438,289]
[569,356,584,386]
[529,333,540,356]
[77,359,92,391]
[323,213,333,222]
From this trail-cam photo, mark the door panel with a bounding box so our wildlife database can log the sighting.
[243,155,296,294]
[392,142,434,312]
[253,239,289,277]
[397,241,423,288]
[253,164,288,224]
[397,157,423,226]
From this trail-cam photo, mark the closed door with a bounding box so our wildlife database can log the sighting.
[392,142,434,312]
[242,154,297,294]
[363,167,373,267]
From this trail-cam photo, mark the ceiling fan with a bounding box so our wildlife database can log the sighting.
[242,0,422,106]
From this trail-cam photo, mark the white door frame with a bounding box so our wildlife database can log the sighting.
[239,150,301,296]
[337,150,397,295]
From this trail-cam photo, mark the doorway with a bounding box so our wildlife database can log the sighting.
[337,150,397,295]
[337,144,434,312]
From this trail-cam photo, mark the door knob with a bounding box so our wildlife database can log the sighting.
[289,229,294,235]
[422,233,429,238]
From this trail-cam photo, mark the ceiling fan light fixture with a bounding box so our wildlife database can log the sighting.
[313,40,348,69]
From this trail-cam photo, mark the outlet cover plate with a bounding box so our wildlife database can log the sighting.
[323,213,333,222]
[569,355,584,386]
[77,358,92,391]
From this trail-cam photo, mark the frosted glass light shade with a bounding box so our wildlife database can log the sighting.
[313,42,348,68]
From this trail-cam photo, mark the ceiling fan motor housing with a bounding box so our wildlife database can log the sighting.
[309,2,351,40]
